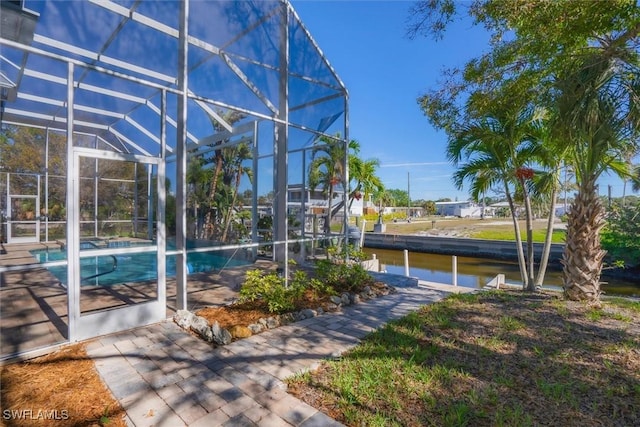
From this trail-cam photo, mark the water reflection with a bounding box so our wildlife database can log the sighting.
[363,248,640,298]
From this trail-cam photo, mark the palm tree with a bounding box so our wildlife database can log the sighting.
[348,155,384,211]
[448,107,550,291]
[554,50,640,302]
[632,164,640,193]
[220,142,253,242]
[528,133,564,288]
[202,111,246,239]
[186,157,211,238]
[373,189,395,220]
[308,134,352,235]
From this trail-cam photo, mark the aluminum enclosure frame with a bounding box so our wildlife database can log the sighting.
[0,0,349,360]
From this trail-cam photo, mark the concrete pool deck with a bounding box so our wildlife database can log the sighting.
[86,276,474,426]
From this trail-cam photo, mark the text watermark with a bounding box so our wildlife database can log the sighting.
[2,409,70,421]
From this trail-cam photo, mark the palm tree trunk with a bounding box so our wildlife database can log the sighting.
[221,169,242,243]
[203,154,223,239]
[562,178,606,302]
[325,186,334,236]
[505,182,529,288]
[535,183,558,287]
[520,179,536,291]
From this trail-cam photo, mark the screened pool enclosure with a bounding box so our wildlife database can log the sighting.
[0,0,350,359]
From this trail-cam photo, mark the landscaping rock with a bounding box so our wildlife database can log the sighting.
[248,323,264,334]
[351,294,361,305]
[325,302,339,312]
[279,313,295,324]
[341,293,351,305]
[190,315,213,342]
[265,317,280,329]
[229,325,252,339]
[211,321,232,345]
[329,295,342,305]
[174,309,195,329]
[300,308,317,319]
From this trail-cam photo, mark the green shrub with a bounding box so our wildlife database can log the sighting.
[239,269,302,313]
[327,243,367,262]
[362,212,405,223]
[601,202,640,268]
[239,258,375,314]
[315,259,374,293]
[239,267,334,314]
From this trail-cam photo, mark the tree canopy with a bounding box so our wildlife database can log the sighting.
[408,0,640,301]
[409,0,640,131]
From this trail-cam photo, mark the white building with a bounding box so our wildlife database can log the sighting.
[435,201,490,218]
[286,184,364,217]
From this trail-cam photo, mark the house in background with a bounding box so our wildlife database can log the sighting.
[435,201,486,217]
[286,184,364,235]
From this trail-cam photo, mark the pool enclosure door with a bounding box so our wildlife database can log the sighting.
[70,149,166,342]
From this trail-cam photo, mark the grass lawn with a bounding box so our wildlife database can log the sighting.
[287,290,640,427]
[364,217,566,242]
[471,228,566,243]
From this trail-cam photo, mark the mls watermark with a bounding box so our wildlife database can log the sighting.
[2,409,69,421]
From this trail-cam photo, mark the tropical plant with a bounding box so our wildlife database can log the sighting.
[447,106,556,291]
[423,200,437,216]
[525,119,565,287]
[201,110,246,240]
[219,141,253,242]
[308,134,350,234]
[373,189,395,219]
[554,52,640,301]
[349,154,384,211]
[601,201,640,269]
[314,259,375,294]
[186,157,211,238]
[632,164,640,193]
[408,0,640,302]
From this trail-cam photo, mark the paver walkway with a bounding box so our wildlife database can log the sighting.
[87,276,474,426]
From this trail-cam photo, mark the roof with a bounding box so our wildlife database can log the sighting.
[1,0,347,157]
[434,201,474,206]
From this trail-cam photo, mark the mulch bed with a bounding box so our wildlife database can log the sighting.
[1,344,126,427]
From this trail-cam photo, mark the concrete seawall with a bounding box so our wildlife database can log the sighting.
[363,233,565,264]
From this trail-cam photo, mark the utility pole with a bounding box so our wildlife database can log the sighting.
[407,171,411,218]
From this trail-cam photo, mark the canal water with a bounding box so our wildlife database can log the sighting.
[363,247,640,298]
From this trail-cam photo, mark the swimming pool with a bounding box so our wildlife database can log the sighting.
[30,242,250,286]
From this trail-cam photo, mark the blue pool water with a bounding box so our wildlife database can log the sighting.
[30,243,249,286]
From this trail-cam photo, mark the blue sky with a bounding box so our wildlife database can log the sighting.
[292,0,633,202]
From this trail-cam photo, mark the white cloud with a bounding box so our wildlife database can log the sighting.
[380,162,449,167]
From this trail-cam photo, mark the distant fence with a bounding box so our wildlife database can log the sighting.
[363,233,565,264]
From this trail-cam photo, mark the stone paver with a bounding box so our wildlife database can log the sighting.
[87,277,473,426]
